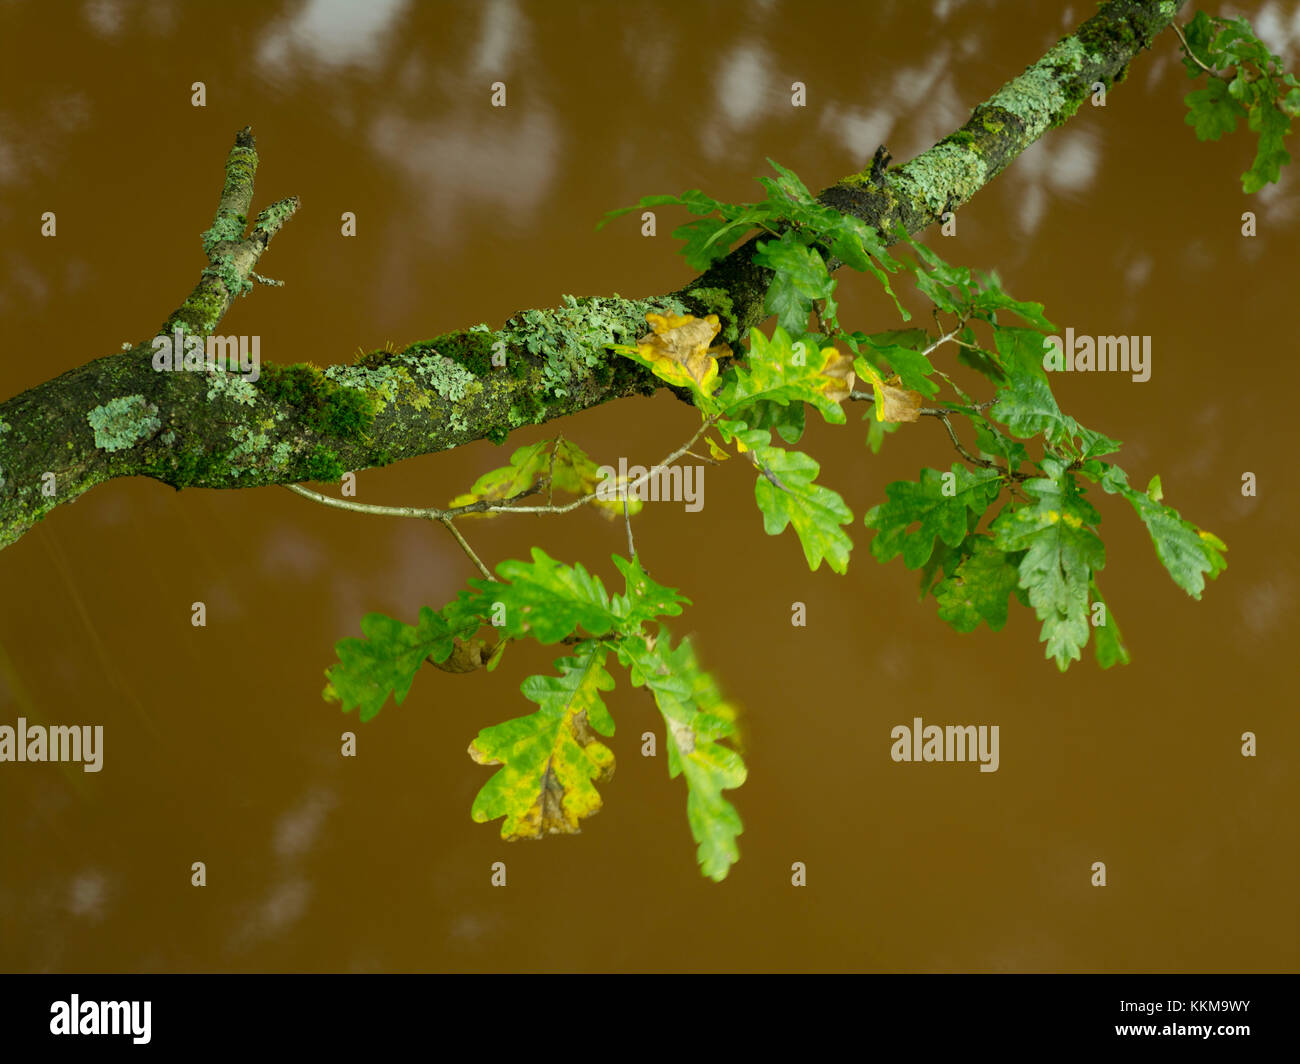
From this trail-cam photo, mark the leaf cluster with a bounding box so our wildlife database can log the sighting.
[1180,11,1299,191]
[325,550,746,880]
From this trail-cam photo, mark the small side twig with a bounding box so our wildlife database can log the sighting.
[438,516,495,581]
[1170,19,1225,79]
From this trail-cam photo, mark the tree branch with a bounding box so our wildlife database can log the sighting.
[0,0,1186,552]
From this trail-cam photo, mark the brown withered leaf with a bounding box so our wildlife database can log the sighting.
[818,347,857,403]
[635,312,731,392]
[878,376,922,422]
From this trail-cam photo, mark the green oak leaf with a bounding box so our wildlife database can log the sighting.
[468,645,617,839]
[673,216,738,271]
[1119,486,1227,599]
[992,325,1051,382]
[864,464,1003,570]
[450,438,640,520]
[753,231,835,336]
[970,413,1029,471]
[323,607,460,722]
[848,331,940,397]
[618,633,745,882]
[442,547,618,643]
[934,536,1023,633]
[743,396,807,444]
[449,440,550,511]
[610,553,691,628]
[730,425,854,573]
[756,157,815,204]
[596,190,722,230]
[1185,78,1247,140]
[865,405,901,454]
[1243,99,1291,193]
[716,326,854,425]
[991,465,1105,670]
[991,372,1120,457]
[972,272,1056,332]
[1088,577,1130,669]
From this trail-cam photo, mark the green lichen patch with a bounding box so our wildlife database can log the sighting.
[271,440,296,467]
[205,364,259,405]
[502,293,687,399]
[894,142,989,214]
[87,395,162,452]
[985,36,1088,141]
[394,349,477,400]
[256,198,297,231]
[980,110,1010,135]
[227,422,271,474]
[204,254,253,299]
[325,362,409,407]
[200,213,246,256]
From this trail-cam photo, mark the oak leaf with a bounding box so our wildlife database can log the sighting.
[855,358,922,422]
[634,312,731,394]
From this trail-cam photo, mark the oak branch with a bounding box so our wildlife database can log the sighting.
[0,0,1186,551]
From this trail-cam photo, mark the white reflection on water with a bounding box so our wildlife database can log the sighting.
[273,788,337,861]
[229,788,337,950]
[820,102,895,167]
[258,0,408,71]
[81,0,123,38]
[66,868,109,922]
[1005,128,1099,236]
[367,105,562,240]
[1253,1,1300,62]
[715,43,770,132]
[471,0,524,79]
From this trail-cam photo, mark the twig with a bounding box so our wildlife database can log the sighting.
[547,434,562,507]
[746,449,788,491]
[1170,19,1223,79]
[160,126,298,337]
[438,516,494,581]
[623,494,635,559]
[286,414,721,522]
[931,411,998,469]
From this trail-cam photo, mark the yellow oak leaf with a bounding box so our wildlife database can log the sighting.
[878,376,922,422]
[816,346,857,404]
[636,312,731,394]
[705,435,731,461]
[857,360,922,423]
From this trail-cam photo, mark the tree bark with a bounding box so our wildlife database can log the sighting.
[0,0,1186,552]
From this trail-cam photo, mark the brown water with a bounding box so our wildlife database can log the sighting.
[0,0,1296,972]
